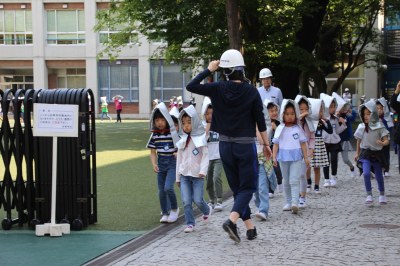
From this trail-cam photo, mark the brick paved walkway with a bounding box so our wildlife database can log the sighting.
[97,151,400,266]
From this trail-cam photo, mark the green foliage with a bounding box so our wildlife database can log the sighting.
[95,0,392,93]
[95,0,228,66]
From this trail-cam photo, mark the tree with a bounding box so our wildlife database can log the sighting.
[320,0,382,94]
[226,0,241,50]
[95,0,396,98]
[308,0,400,95]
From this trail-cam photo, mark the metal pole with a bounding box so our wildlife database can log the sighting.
[51,136,58,225]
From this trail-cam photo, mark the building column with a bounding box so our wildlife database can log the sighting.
[32,0,47,89]
[365,67,378,99]
[138,34,151,118]
[85,0,98,113]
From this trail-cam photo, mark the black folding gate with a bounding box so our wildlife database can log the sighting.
[0,88,97,230]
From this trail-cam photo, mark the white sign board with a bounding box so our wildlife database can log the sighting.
[33,103,79,137]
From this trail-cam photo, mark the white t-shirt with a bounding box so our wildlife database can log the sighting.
[273,124,307,161]
[207,130,220,160]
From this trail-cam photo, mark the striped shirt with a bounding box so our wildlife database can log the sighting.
[147,132,177,156]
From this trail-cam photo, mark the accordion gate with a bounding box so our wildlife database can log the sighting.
[0,88,97,231]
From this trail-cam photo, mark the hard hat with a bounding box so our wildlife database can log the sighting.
[259,68,273,79]
[344,88,349,92]
[219,49,245,68]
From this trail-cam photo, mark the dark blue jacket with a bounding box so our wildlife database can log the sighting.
[186,69,266,138]
[339,109,357,141]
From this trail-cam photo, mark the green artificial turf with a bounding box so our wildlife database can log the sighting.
[0,120,229,231]
[92,120,229,231]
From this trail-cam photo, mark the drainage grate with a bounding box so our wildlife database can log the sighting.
[360,224,400,229]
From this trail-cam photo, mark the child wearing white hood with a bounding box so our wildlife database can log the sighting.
[354,100,389,205]
[308,98,332,193]
[295,95,315,208]
[321,93,347,188]
[176,105,211,233]
[272,100,309,214]
[201,97,224,211]
[376,97,393,177]
[147,103,180,224]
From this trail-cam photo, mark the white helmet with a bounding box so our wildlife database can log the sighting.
[219,49,245,68]
[259,68,272,79]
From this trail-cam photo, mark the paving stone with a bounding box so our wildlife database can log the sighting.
[113,151,400,266]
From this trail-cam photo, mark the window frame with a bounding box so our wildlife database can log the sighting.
[97,10,138,45]
[0,10,33,45]
[46,9,85,45]
[150,60,192,103]
[98,60,139,103]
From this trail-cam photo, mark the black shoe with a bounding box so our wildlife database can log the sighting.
[246,227,257,240]
[222,219,241,243]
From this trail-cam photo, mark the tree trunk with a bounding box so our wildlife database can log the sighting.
[299,72,311,97]
[225,0,241,50]
[276,67,301,100]
[285,0,329,98]
[311,70,328,96]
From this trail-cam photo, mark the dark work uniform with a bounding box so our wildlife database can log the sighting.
[187,69,266,221]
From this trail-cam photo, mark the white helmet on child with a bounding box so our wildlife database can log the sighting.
[219,49,245,68]
[259,68,273,79]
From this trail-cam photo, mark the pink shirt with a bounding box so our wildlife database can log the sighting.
[300,119,315,150]
[114,99,122,110]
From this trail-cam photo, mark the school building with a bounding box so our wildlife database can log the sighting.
[0,1,399,118]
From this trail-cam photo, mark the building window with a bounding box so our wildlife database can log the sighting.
[55,68,86,88]
[97,11,138,44]
[0,75,34,92]
[98,60,139,103]
[47,10,85,45]
[326,64,365,97]
[150,60,192,102]
[0,10,32,45]
[385,11,400,30]
[99,30,138,45]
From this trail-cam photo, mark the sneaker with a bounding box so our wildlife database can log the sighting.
[291,204,299,214]
[203,205,213,222]
[269,193,274,198]
[384,172,390,177]
[314,188,321,194]
[306,185,311,193]
[277,184,283,193]
[350,169,355,178]
[283,204,291,211]
[246,227,257,240]
[255,212,267,221]
[299,198,306,208]
[160,215,168,223]
[365,195,373,206]
[214,203,224,212]
[222,219,241,243]
[167,207,179,223]
[184,225,194,233]
[323,180,331,187]
[379,195,387,205]
[330,177,337,187]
